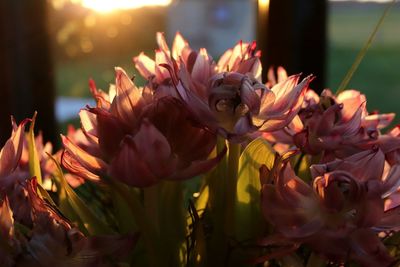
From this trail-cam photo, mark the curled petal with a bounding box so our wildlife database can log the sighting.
[363,113,395,130]
[89,79,111,109]
[381,164,400,198]
[240,77,262,115]
[61,150,102,183]
[61,135,108,174]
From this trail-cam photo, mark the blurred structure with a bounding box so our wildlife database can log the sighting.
[0,0,57,146]
[167,0,255,56]
[258,0,327,91]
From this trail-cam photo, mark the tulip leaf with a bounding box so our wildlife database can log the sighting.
[47,153,113,235]
[28,112,42,185]
[235,138,275,240]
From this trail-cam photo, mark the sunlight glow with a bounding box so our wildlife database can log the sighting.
[80,0,172,13]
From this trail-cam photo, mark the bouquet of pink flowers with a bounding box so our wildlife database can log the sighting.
[1,32,400,267]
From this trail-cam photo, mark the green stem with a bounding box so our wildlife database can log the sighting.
[144,185,160,234]
[281,254,305,267]
[159,181,186,266]
[225,142,241,236]
[111,182,162,267]
[294,153,305,174]
[306,252,326,267]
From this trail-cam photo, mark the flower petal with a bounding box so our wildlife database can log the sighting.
[109,137,158,187]
[133,52,156,79]
[0,118,28,177]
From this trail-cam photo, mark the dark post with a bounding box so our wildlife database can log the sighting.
[0,0,57,146]
[257,0,327,92]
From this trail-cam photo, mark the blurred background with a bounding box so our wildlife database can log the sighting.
[0,0,399,146]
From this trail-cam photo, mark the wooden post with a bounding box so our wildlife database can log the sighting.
[257,0,327,92]
[0,0,57,146]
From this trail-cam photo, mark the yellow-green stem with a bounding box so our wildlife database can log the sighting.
[111,182,162,267]
[144,185,160,234]
[306,252,326,267]
[225,142,241,236]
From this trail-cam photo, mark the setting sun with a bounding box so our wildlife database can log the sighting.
[79,0,172,13]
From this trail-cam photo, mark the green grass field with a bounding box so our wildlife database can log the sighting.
[327,2,400,116]
[55,2,400,119]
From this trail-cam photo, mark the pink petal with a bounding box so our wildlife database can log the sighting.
[110,67,143,126]
[0,197,14,240]
[133,120,177,178]
[61,150,102,183]
[156,32,170,55]
[0,118,28,177]
[217,48,233,71]
[169,145,227,180]
[109,137,158,187]
[337,90,367,121]
[236,57,262,82]
[155,50,172,82]
[381,164,400,198]
[79,109,98,138]
[133,52,156,78]
[61,135,108,174]
[172,31,188,59]
[191,48,212,83]
[94,109,125,158]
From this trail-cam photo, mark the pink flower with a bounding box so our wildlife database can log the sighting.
[62,68,223,187]
[263,88,394,159]
[135,33,312,140]
[259,149,400,266]
[0,124,138,266]
[0,177,138,267]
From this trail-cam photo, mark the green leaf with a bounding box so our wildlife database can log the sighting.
[235,138,275,240]
[28,112,42,185]
[27,112,56,206]
[47,153,113,235]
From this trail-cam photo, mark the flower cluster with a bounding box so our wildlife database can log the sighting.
[0,120,136,267]
[1,32,400,267]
